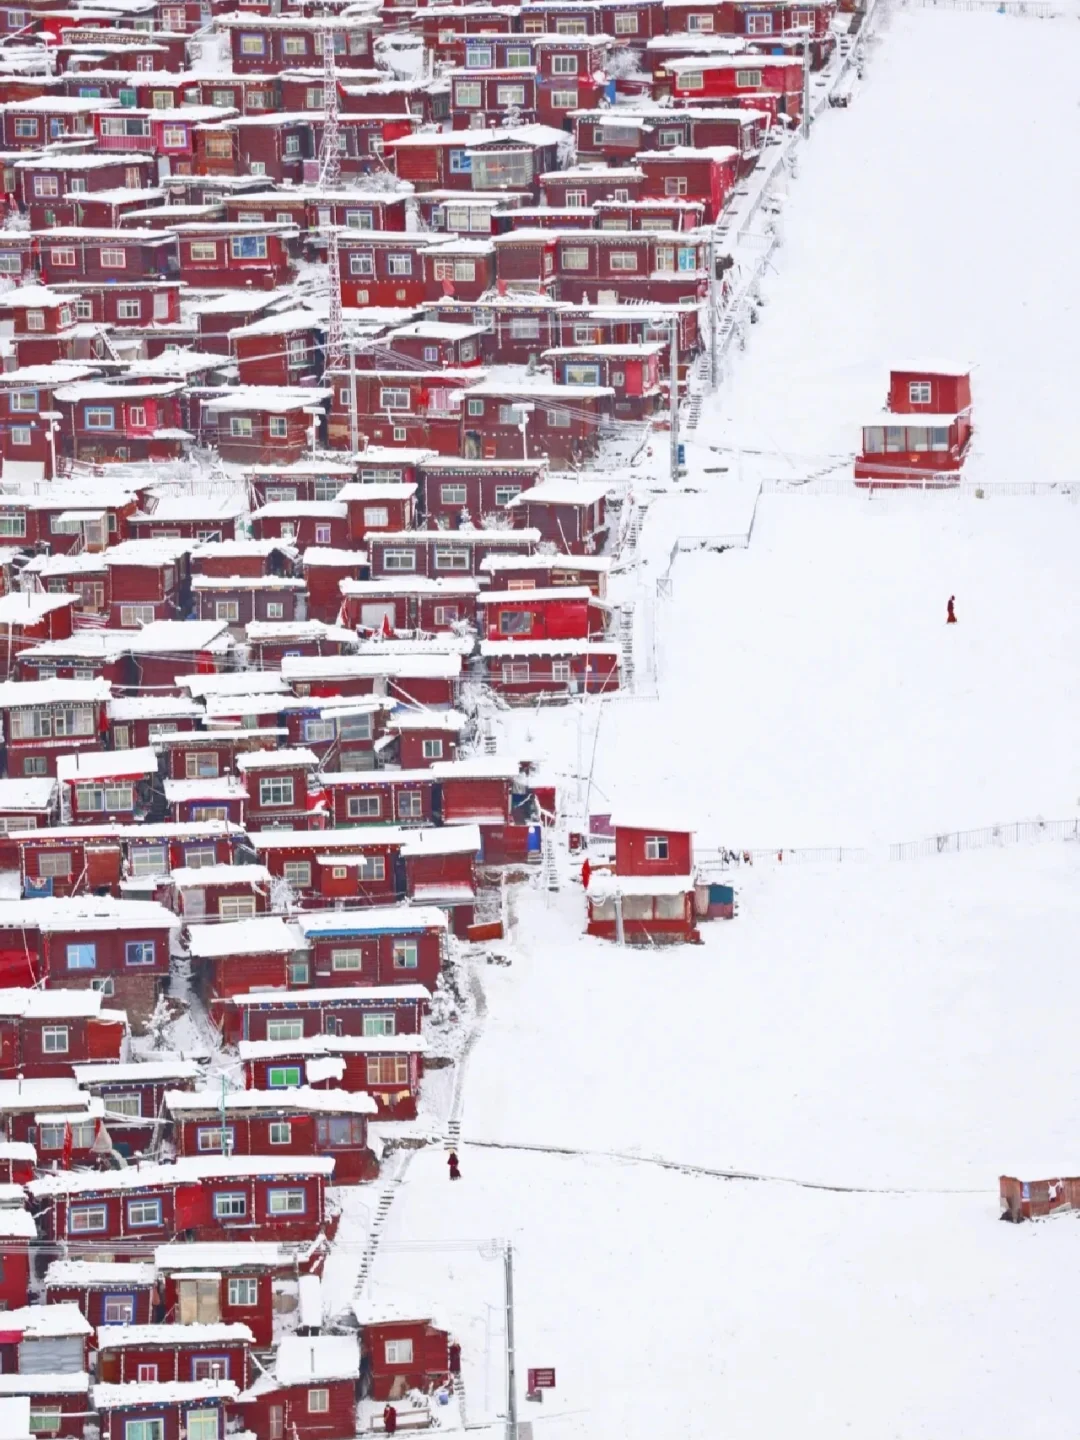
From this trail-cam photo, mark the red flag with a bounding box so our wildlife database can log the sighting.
[441,278,455,297]
[381,611,394,639]
[61,1122,73,1170]
[496,279,508,297]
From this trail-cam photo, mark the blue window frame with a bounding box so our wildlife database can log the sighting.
[85,406,116,431]
[677,247,698,272]
[101,1292,137,1324]
[448,150,471,174]
[9,389,38,412]
[69,1204,107,1234]
[66,942,96,971]
[126,1197,163,1229]
[125,940,156,967]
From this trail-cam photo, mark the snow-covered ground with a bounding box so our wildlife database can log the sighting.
[364,8,1080,1438]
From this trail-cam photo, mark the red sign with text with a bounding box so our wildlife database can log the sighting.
[528,1369,556,1390]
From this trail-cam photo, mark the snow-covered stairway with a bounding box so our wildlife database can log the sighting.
[541,828,559,892]
[617,603,635,690]
[353,1176,406,1297]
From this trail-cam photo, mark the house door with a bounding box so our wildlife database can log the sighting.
[183,888,206,920]
[268,1406,284,1440]
[177,1276,221,1324]
[464,431,481,459]
[360,603,395,630]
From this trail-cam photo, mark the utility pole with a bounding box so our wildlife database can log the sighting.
[348,345,359,454]
[801,31,811,140]
[504,1243,517,1440]
[669,314,680,483]
[708,232,718,392]
[319,23,357,455]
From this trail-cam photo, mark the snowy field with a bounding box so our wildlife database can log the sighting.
[365,8,1080,1439]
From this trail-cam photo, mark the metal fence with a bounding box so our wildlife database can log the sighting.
[890,818,1080,861]
[902,0,1058,15]
[761,477,1077,499]
[698,845,871,868]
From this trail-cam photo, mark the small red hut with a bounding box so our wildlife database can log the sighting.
[854,364,974,487]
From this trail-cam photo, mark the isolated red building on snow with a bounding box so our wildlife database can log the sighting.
[855,364,973,486]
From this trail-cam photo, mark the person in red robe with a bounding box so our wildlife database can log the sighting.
[947,596,957,624]
[383,1404,397,1434]
[448,1151,461,1181]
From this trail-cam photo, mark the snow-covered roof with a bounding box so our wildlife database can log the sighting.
[281,654,462,680]
[96,1323,255,1349]
[587,872,695,898]
[190,538,298,561]
[0,1209,37,1240]
[476,585,594,604]
[53,381,185,403]
[238,1034,426,1060]
[28,1155,336,1198]
[0,678,111,708]
[0,777,56,811]
[0,1395,29,1440]
[334,483,418,503]
[107,695,202,723]
[93,1380,239,1409]
[302,547,369,568]
[46,1260,156,1289]
[388,123,564,150]
[275,1335,359,1385]
[399,824,482,858]
[0,590,75,625]
[168,863,270,888]
[294,904,447,936]
[339,577,478,597]
[869,412,963,427]
[464,375,614,400]
[0,897,178,935]
[252,500,347,519]
[387,708,467,732]
[202,386,332,414]
[163,777,248,802]
[165,1086,376,1118]
[479,637,620,659]
[101,538,192,568]
[154,1241,314,1272]
[2,1303,91,1339]
[186,917,298,959]
[56,747,158,784]
[179,670,288,699]
[234,747,319,771]
[229,983,430,1009]
[72,1059,201,1085]
[0,1371,88,1394]
[0,989,110,1020]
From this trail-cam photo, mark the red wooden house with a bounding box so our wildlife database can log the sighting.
[319,770,437,830]
[336,232,431,308]
[539,164,644,207]
[0,95,103,148]
[553,229,709,305]
[247,621,359,672]
[37,228,178,287]
[0,593,75,682]
[190,538,299,581]
[127,496,246,546]
[586,819,700,943]
[356,1305,450,1403]
[172,222,296,289]
[167,1088,379,1184]
[218,13,378,73]
[222,982,429,1047]
[16,152,156,229]
[479,640,621,700]
[198,387,331,465]
[0,988,127,1080]
[0,775,57,835]
[0,896,177,1028]
[302,550,369,624]
[231,309,323,388]
[448,67,539,128]
[96,1323,254,1386]
[385,709,468,771]
[459,376,613,463]
[293,906,448,994]
[637,146,740,222]
[236,747,325,831]
[102,539,191,628]
[0,1206,36,1311]
[0,677,111,781]
[72,1057,201,1160]
[93,1380,240,1440]
[249,828,407,911]
[0,1370,89,1439]
[661,53,805,118]
[154,1241,322,1349]
[107,696,201,754]
[165,863,269,921]
[28,1155,337,1250]
[282,650,463,707]
[239,1335,360,1440]
[0,286,83,367]
[328,367,471,454]
[418,458,547,529]
[542,342,664,419]
[476,587,609,643]
[188,916,303,1005]
[238,1033,426,1117]
[44,1260,159,1329]
[366,529,537,581]
[51,381,189,466]
[56,747,160,828]
[506,477,610,553]
[252,500,349,551]
[191,574,308,631]
[855,365,974,486]
[388,124,563,199]
[336,484,417,545]
[0,361,101,479]
[400,824,482,934]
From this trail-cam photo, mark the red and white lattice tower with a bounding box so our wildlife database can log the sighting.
[319,25,346,379]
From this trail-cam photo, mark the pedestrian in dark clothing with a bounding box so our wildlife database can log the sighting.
[448,1150,461,1180]
[947,595,957,624]
[449,1342,462,1375]
[384,1404,398,1434]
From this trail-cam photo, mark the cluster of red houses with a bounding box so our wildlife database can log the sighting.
[0,0,839,1429]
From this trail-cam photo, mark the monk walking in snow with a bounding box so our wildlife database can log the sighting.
[946,596,957,624]
[448,1150,461,1181]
